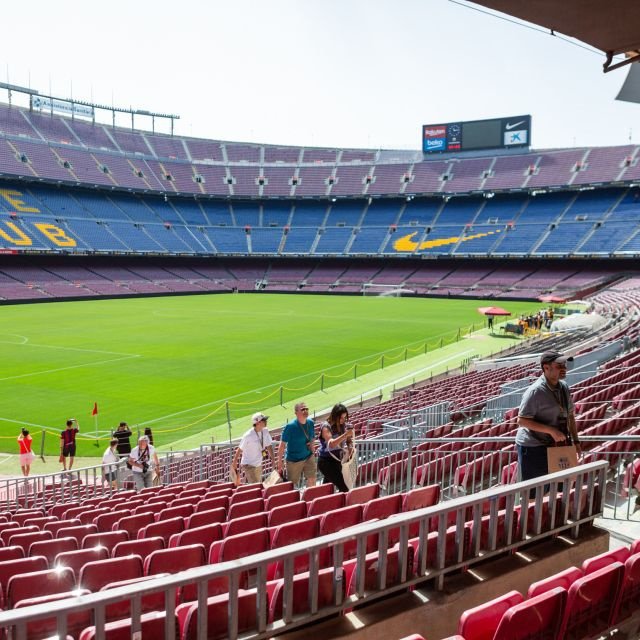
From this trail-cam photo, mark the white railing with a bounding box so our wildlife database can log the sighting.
[0,461,607,640]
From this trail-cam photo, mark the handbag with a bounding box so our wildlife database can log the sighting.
[263,469,282,488]
[341,445,358,490]
[547,444,578,473]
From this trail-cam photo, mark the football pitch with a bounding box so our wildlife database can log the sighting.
[0,293,542,456]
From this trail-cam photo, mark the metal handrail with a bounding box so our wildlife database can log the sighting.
[0,461,607,640]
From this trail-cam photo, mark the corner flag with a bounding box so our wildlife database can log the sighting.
[92,402,98,416]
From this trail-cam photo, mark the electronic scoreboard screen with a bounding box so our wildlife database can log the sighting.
[422,115,531,154]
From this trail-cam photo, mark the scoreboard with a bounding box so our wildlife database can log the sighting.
[422,115,531,154]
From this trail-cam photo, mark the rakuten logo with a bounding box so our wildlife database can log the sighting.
[424,126,446,138]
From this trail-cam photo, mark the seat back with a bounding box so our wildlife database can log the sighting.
[265,490,299,512]
[195,496,229,513]
[53,547,109,580]
[138,517,184,543]
[301,483,334,502]
[581,546,630,574]
[493,586,566,640]
[263,481,295,499]
[6,567,75,608]
[0,547,24,563]
[345,483,380,506]
[79,555,144,592]
[458,590,524,640]
[560,561,625,639]
[527,566,583,598]
[168,523,223,549]
[0,556,48,608]
[112,537,164,559]
[222,512,268,538]
[78,610,166,639]
[143,543,205,576]
[227,497,264,521]
[268,517,320,580]
[186,507,226,530]
[157,504,193,521]
[55,524,98,544]
[81,530,129,553]
[115,513,155,537]
[0,526,38,546]
[318,505,362,566]
[306,493,345,517]
[8,530,53,552]
[94,510,131,532]
[29,537,78,564]
[268,501,307,528]
[614,552,640,624]
[176,590,257,640]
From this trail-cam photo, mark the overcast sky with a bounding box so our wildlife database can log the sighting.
[0,0,636,151]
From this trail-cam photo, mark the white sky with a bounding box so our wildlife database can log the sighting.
[0,0,637,151]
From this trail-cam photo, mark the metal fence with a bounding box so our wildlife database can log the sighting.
[0,461,607,640]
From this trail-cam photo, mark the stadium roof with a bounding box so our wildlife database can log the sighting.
[470,1,640,71]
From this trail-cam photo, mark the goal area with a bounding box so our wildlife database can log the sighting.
[362,283,415,297]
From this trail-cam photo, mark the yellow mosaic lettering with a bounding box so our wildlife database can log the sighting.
[0,221,32,246]
[0,189,39,213]
[34,223,76,247]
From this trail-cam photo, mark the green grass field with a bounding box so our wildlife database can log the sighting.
[0,293,542,457]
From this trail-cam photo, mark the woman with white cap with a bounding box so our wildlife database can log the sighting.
[231,412,274,484]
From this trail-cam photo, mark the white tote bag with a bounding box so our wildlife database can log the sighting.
[341,446,358,490]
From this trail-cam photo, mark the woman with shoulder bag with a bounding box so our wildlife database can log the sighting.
[318,403,354,493]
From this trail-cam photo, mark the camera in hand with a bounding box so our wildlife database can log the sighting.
[141,461,150,474]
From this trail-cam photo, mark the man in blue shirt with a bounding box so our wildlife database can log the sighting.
[277,401,317,488]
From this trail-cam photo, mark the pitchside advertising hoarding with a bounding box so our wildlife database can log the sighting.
[422,115,531,154]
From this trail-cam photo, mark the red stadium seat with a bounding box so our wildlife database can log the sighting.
[559,561,625,639]
[28,537,78,564]
[94,509,131,533]
[185,507,226,530]
[53,547,109,580]
[0,526,38,546]
[6,566,75,608]
[78,508,110,525]
[176,589,257,640]
[156,504,193,522]
[228,486,263,505]
[0,547,24,563]
[267,517,320,580]
[112,537,164,559]
[114,513,154,538]
[301,483,334,502]
[13,589,91,639]
[8,530,52,552]
[227,497,264,521]
[79,555,144,592]
[345,483,380,506]
[362,494,403,552]
[613,552,640,625]
[143,543,206,577]
[12,510,44,526]
[527,566,583,598]
[268,567,339,623]
[44,519,81,536]
[22,516,58,529]
[0,556,48,608]
[263,481,295,499]
[267,501,307,528]
[194,496,229,513]
[55,524,97,545]
[493,586,566,640]
[265,490,299,512]
[306,492,345,517]
[168,523,223,549]
[78,610,166,639]
[318,505,362,566]
[343,544,414,596]
[81,530,129,553]
[100,575,169,622]
[581,546,630,574]
[402,484,440,537]
[138,517,184,544]
[458,590,524,640]
[222,512,268,538]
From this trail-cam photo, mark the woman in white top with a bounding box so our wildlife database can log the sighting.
[102,438,120,490]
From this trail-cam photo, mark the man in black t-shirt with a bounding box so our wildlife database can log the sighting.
[113,422,132,458]
[60,419,80,471]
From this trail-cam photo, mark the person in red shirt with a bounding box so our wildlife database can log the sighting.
[18,428,34,476]
[60,419,80,471]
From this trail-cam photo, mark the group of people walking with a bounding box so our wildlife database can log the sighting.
[232,401,355,492]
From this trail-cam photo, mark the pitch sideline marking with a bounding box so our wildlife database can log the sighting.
[138,349,475,428]
[0,354,141,382]
[0,337,138,357]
